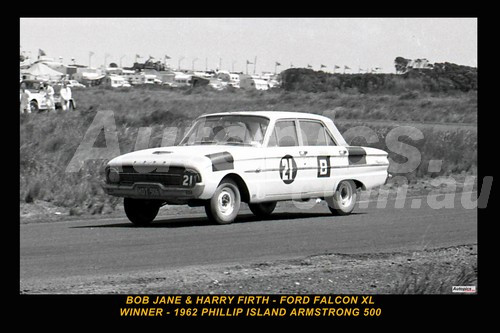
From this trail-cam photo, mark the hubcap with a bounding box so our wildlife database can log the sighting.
[339,183,352,207]
[217,188,235,216]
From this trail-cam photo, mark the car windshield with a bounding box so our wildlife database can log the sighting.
[21,81,42,92]
[179,115,270,147]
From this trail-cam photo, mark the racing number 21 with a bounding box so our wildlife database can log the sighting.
[279,155,297,184]
[183,174,196,187]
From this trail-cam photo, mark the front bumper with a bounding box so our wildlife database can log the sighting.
[102,182,205,203]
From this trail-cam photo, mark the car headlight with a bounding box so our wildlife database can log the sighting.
[106,167,120,183]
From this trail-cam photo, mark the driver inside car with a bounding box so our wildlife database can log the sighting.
[212,125,227,142]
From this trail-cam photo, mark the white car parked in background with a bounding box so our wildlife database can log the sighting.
[103,111,390,226]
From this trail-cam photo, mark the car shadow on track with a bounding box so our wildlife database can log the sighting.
[71,211,366,229]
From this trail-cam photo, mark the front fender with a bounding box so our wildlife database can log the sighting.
[197,166,229,200]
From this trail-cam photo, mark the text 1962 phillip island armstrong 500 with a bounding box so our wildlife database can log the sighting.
[103,111,390,226]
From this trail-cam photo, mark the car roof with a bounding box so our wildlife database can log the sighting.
[200,111,332,122]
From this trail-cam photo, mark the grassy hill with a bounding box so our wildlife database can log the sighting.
[280,64,477,93]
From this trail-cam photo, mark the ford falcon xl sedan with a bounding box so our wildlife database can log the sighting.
[103,111,390,226]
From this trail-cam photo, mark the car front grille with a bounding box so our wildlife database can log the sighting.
[118,165,187,187]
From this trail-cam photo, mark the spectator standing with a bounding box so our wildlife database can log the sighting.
[60,81,72,111]
[20,85,31,114]
[45,83,55,112]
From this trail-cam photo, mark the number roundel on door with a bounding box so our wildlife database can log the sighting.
[279,155,297,184]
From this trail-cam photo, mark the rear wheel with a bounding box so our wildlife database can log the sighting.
[249,201,277,218]
[327,180,357,215]
[124,198,161,226]
[205,179,241,225]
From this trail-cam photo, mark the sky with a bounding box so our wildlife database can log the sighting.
[19,18,477,74]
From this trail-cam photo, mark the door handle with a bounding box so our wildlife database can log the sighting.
[339,150,347,155]
[299,151,308,156]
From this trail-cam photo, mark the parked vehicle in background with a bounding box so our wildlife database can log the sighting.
[66,80,86,88]
[103,75,131,88]
[239,75,269,90]
[20,80,47,113]
[217,71,241,88]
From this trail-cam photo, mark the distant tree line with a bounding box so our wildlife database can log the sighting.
[279,59,477,93]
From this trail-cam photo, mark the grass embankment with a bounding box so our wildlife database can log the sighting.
[61,85,477,124]
[19,86,477,216]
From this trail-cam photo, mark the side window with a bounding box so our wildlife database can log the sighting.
[274,121,299,147]
[299,121,328,146]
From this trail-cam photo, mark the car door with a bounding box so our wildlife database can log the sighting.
[297,119,349,197]
[263,119,310,200]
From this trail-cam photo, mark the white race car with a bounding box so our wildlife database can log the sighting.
[103,111,390,226]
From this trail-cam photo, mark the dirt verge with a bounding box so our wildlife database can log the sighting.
[20,244,477,294]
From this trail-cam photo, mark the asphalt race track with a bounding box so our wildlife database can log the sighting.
[20,193,477,287]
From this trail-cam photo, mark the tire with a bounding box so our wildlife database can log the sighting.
[249,201,277,218]
[29,100,39,113]
[326,180,357,215]
[124,198,161,226]
[205,179,241,225]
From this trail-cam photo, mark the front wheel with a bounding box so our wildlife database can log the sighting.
[326,180,357,215]
[249,201,277,218]
[205,179,241,225]
[124,198,161,226]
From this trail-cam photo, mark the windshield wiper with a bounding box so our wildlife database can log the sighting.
[193,140,217,145]
[224,142,251,146]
